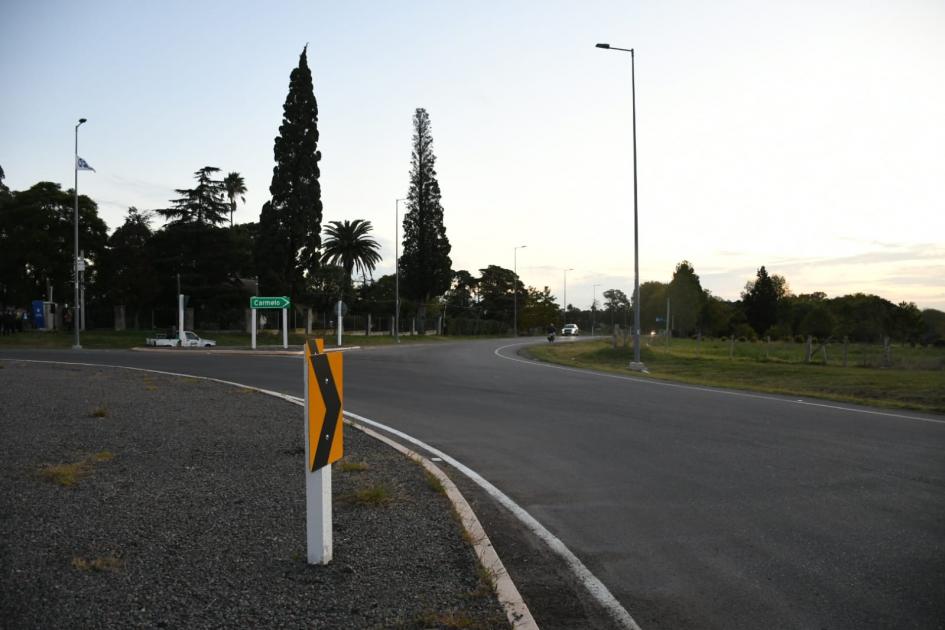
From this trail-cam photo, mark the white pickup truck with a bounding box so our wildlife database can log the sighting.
[145,331,217,348]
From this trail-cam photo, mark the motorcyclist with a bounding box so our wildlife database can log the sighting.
[547,323,556,342]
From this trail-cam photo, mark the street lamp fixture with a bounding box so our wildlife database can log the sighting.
[596,42,645,370]
[73,117,87,350]
[513,245,526,336]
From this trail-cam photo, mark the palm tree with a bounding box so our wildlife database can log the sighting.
[223,172,247,227]
[321,219,382,301]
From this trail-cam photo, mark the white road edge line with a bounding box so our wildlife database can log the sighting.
[347,420,538,630]
[494,341,945,426]
[345,410,643,630]
[4,358,545,630]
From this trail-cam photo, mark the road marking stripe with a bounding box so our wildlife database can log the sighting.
[494,342,945,426]
[345,411,642,630]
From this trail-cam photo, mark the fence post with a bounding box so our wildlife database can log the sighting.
[765,335,770,359]
[883,336,891,367]
[805,335,813,363]
[843,336,848,367]
[366,313,372,337]
[306,308,313,335]
[729,335,735,359]
[412,318,416,336]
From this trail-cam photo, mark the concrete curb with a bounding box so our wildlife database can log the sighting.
[348,420,539,630]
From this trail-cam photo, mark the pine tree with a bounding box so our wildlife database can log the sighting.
[742,265,779,335]
[262,45,323,303]
[400,108,452,331]
[158,166,230,226]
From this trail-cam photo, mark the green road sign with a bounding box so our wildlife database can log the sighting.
[250,296,291,309]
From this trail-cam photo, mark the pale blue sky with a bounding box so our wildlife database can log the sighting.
[2,0,943,309]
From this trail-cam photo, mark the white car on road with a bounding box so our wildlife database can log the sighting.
[561,324,580,336]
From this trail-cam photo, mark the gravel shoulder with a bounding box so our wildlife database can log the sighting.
[0,361,508,629]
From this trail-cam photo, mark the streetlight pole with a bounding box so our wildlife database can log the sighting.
[596,43,644,369]
[513,244,526,336]
[563,268,574,322]
[592,283,600,336]
[73,117,87,350]
[395,198,407,343]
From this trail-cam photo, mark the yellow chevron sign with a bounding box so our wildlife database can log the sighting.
[305,339,343,471]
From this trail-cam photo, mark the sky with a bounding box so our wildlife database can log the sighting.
[2,0,943,310]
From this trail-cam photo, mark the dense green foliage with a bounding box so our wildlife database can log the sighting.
[0,181,107,307]
[259,45,323,302]
[400,108,452,328]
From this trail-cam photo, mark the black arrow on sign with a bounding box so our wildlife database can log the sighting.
[309,350,342,471]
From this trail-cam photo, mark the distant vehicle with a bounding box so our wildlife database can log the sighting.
[181,331,216,348]
[144,331,216,348]
[561,323,579,336]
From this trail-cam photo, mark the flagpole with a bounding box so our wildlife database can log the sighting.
[73,118,86,349]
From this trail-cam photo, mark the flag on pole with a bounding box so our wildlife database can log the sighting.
[76,156,96,172]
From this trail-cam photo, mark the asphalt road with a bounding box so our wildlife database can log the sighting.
[3,340,943,629]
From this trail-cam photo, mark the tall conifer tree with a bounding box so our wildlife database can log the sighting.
[260,45,323,301]
[401,108,452,330]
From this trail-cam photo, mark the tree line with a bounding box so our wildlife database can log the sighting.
[1,47,942,343]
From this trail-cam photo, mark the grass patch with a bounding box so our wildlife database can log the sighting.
[71,555,124,572]
[337,484,393,506]
[527,339,945,414]
[89,405,108,418]
[39,451,114,487]
[336,460,369,472]
[470,563,498,599]
[416,610,480,629]
[425,470,446,495]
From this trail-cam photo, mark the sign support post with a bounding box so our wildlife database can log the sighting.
[303,339,344,565]
[249,296,291,351]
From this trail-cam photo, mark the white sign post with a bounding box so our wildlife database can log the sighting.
[249,296,291,351]
[303,339,343,565]
[178,294,185,345]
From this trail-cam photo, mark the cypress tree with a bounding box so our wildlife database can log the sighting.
[401,108,452,331]
[262,45,323,302]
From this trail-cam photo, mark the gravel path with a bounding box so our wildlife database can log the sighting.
[0,360,508,629]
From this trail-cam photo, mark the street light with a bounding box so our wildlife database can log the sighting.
[73,117,87,350]
[395,197,407,343]
[596,42,644,369]
[592,283,600,336]
[563,268,574,322]
[513,245,526,336]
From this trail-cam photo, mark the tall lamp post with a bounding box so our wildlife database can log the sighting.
[513,245,526,336]
[394,198,407,343]
[73,117,87,350]
[563,268,574,322]
[596,43,644,369]
[592,283,600,336]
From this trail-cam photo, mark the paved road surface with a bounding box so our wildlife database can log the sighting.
[3,341,943,629]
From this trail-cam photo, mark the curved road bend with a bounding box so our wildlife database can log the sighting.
[3,341,943,629]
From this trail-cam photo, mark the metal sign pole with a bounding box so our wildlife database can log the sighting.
[251,309,256,350]
[282,308,288,349]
